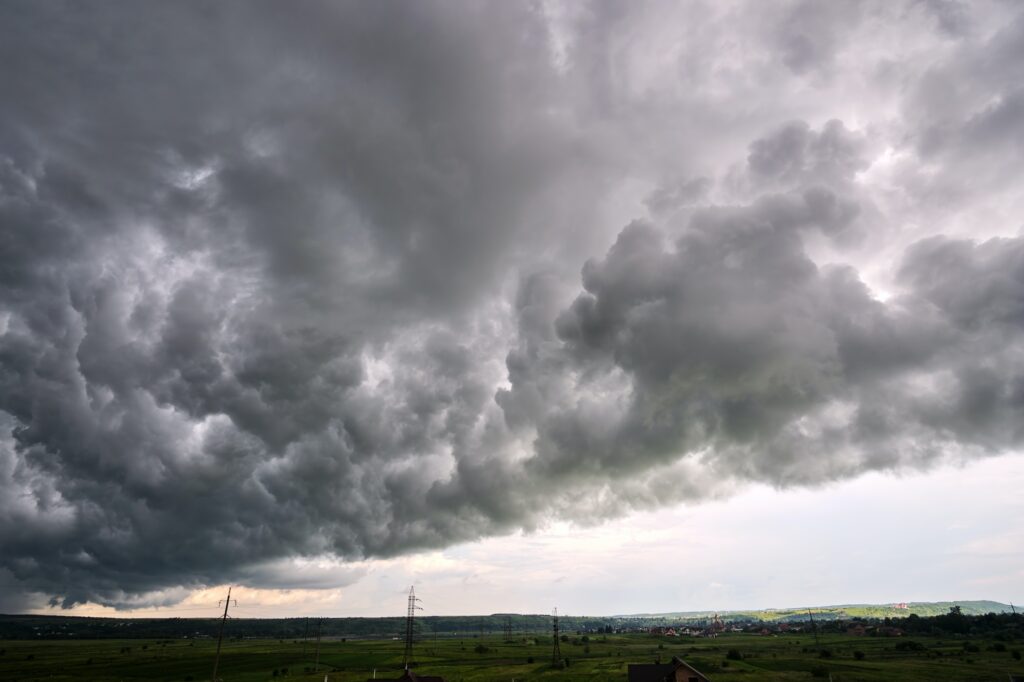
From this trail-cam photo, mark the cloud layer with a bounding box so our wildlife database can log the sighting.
[1,0,1023,608]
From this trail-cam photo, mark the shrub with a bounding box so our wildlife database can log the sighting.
[853,650,865,660]
[818,649,833,659]
[810,665,828,677]
[896,641,925,652]
[527,656,534,664]
[1012,650,1021,661]
[726,649,742,661]
[473,643,489,654]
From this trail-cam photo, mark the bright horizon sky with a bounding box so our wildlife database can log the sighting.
[32,452,1024,619]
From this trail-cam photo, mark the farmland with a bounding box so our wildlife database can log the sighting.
[2,630,1023,681]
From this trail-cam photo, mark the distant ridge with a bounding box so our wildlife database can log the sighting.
[1,600,1017,639]
[614,600,1015,621]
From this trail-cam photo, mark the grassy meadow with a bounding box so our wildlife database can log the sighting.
[2,631,1023,681]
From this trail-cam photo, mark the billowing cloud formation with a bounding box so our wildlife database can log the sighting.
[1,0,1023,608]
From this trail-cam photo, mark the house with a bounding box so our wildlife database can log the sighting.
[628,656,712,682]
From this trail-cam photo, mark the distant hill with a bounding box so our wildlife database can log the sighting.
[615,600,1016,621]
[0,600,1016,639]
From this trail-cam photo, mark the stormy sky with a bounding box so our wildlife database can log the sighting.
[2,0,1024,615]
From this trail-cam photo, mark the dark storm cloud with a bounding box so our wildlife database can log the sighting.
[505,192,1022,491]
[747,120,869,189]
[770,1,863,76]
[1,0,1022,608]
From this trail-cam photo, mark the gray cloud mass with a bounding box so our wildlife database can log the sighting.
[1,0,1023,608]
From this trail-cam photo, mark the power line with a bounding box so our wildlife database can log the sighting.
[211,587,237,682]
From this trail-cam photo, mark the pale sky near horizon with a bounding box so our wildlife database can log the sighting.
[4,1,1024,617]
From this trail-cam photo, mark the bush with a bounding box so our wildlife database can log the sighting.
[1012,650,1021,661]
[853,650,865,660]
[810,665,828,677]
[527,656,534,664]
[818,649,833,659]
[473,643,490,654]
[726,649,742,661]
[896,641,925,652]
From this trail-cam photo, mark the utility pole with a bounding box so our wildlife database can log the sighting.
[403,586,422,670]
[302,617,310,661]
[211,587,236,682]
[551,608,561,667]
[314,618,323,672]
[807,609,820,647]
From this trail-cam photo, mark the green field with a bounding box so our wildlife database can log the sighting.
[2,632,1023,681]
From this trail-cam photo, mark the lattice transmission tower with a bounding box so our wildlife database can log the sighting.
[403,586,423,670]
[551,607,562,667]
